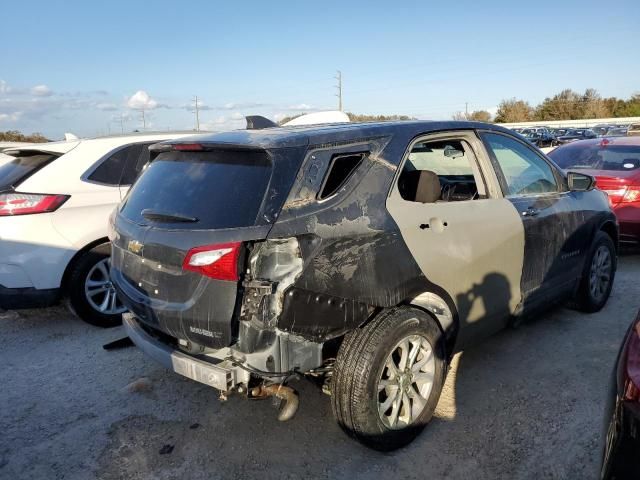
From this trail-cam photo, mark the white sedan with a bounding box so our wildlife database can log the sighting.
[0,132,195,326]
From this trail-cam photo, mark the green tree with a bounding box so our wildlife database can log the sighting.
[535,89,582,120]
[494,99,534,123]
[469,110,492,122]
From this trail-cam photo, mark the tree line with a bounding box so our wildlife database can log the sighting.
[0,130,49,143]
[458,89,640,124]
[278,112,415,125]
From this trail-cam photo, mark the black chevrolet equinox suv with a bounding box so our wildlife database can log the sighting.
[110,120,617,450]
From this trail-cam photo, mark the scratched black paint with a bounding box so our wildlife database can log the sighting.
[111,120,617,354]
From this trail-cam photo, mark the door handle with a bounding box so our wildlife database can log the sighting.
[521,207,540,217]
[419,219,448,231]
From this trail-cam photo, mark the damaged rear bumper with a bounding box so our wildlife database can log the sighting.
[123,313,242,392]
[123,313,324,392]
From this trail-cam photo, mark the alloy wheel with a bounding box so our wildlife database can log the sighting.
[377,334,435,429]
[589,245,612,303]
[84,258,127,315]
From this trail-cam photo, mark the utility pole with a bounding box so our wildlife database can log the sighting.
[140,108,146,129]
[465,102,469,118]
[193,95,200,131]
[334,70,343,111]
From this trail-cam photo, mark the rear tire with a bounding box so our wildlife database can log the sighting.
[331,307,445,451]
[67,243,125,328]
[574,231,616,313]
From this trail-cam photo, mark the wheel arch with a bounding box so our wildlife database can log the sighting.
[60,237,111,295]
[404,291,459,361]
[599,219,619,253]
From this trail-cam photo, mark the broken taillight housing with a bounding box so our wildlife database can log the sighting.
[624,319,640,402]
[0,192,69,216]
[182,242,242,281]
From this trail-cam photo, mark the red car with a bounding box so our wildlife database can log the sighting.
[549,137,640,246]
[599,310,640,479]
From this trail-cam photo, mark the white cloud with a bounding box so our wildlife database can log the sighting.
[96,102,118,111]
[127,90,158,110]
[0,80,11,95]
[219,101,265,110]
[487,106,498,118]
[199,114,247,131]
[31,85,53,97]
[286,103,315,111]
[0,111,22,122]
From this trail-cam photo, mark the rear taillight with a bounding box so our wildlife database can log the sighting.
[622,186,640,203]
[0,192,69,216]
[624,320,640,402]
[601,186,640,205]
[182,242,242,281]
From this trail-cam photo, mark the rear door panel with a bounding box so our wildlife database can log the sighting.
[386,131,525,349]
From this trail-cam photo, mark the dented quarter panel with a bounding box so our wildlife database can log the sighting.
[268,131,453,342]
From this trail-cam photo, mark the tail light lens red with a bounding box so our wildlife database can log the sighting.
[0,192,69,216]
[601,186,640,205]
[182,242,241,281]
[624,320,640,402]
[622,186,640,203]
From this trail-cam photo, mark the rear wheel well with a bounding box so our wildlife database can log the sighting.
[349,302,457,363]
[60,237,110,295]
[404,303,457,362]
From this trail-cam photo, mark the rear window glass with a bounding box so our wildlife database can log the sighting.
[549,144,640,171]
[0,152,59,191]
[120,149,272,229]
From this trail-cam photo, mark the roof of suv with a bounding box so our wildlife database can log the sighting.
[161,121,515,150]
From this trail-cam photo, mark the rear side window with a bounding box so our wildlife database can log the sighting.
[549,144,640,171]
[121,143,152,185]
[88,146,132,185]
[318,153,365,199]
[0,152,60,191]
[120,149,272,229]
[88,143,153,186]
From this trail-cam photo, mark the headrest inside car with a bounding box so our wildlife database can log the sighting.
[400,170,441,203]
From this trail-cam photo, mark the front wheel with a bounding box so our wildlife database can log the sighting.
[574,231,616,313]
[67,243,126,327]
[331,307,446,451]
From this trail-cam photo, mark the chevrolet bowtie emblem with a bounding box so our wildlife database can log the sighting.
[127,240,144,255]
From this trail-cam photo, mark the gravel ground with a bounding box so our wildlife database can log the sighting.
[1,254,638,480]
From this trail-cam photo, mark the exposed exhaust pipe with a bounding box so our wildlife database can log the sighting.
[251,384,299,421]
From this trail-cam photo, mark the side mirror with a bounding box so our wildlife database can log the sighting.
[567,171,595,191]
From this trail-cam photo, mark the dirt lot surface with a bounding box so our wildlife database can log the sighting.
[1,254,638,480]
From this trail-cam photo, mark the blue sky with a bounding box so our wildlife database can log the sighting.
[1,0,638,139]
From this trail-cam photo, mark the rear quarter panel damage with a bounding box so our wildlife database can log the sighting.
[267,136,441,341]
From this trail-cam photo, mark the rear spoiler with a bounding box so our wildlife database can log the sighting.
[245,115,278,130]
